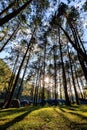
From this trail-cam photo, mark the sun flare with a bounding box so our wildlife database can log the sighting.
[45,77,49,83]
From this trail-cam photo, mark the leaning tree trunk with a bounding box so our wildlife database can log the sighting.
[0,0,32,26]
[3,52,20,107]
[77,54,87,81]
[68,21,86,55]
[0,24,19,52]
[68,22,87,81]
[16,52,30,99]
[57,24,87,63]
[5,33,34,108]
[0,1,16,16]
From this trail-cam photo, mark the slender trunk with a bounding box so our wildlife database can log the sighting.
[16,53,30,99]
[68,22,86,55]
[60,81,62,99]
[67,47,80,105]
[33,73,38,106]
[0,0,32,26]
[9,53,20,90]
[0,1,15,16]
[74,65,84,99]
[67,69,74,103]
[30,85,34,103]
[79,77,85,91]
[58,28,70,106]
[0,24,19,52]
[47,86,50,100]
[5,33,34,108]
[57,24,87,63]
[78,54,87,81]
[33,84,36,105]
[68,22,87,81]
[53,46,57,104]
[59,67,62,99]
[41,42,46,105]
[38,64,42,101]
[3,53,19,106]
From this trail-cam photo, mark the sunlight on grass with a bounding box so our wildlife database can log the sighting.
[0,105,87,130]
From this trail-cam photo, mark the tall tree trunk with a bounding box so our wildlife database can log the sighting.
[67,68,74,103]
[58,29,70,106]
[68,21,86,55]
[0,1,16,16]
[68,22,87,81]
[3,53,19,107]
[58,67,62,99]
[30,85,34,104]
[57,24,87,63]
[74,65,84,99]
[34,74,38,106]
[5,33,34,108]
[53,45,57,104]
[67,46,80,105]
[41,42,46,105]
[0,0,32,26]
[78,54,87,81]
[0,24,19,52]
[16,53,30,99]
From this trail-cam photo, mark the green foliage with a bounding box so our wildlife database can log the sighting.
[0,59,11,92]
[21,81,33,97]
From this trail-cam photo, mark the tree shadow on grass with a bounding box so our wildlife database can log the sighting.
[0,107,29,118]
[58,105,87,113]
[69,111,87,120]
[59,107,87,120]
[58,105,79,111]
[53,108,72,130]
[0,106,41,130]
[55,107,87,130]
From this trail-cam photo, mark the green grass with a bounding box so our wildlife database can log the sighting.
[0,105,87,130]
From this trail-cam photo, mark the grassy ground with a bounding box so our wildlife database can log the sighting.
[0,105,87,130]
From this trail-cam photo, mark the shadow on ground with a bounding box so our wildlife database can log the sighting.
[56,107,87,130]
[0,106,41,130]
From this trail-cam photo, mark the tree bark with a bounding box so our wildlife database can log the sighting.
[0,1,15,16]
[16,53,30,99]
[58,28,71,106]
[3,53,19,107]
[57,24,87,63]
[74,64,84,99]
[41,42,46,105]
[0,0,32,26]
[0,24,19,52]
[5,32,34,108]
[53,45,57,105]
[67,46,80,105]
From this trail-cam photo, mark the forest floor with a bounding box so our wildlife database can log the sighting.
[0,104,87,130]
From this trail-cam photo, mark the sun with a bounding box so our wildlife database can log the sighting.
[45,77,49,83]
